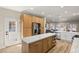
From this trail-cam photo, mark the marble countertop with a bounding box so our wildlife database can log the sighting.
[56,31,79,42]
[56,31,79,33]
[22,33,56,44]
[70,38,79,53]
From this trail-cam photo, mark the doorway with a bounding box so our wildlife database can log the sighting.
[4,16,20,47]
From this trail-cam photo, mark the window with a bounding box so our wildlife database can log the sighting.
[9,21,17,32]
[68,24,77,32]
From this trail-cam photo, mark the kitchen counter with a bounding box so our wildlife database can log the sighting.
[56,31,79,42]
[70,38,79,53]
[22,33,56,44]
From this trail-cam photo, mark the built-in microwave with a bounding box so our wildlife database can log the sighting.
[32,22,40,35]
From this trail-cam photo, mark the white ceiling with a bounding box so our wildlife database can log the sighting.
[1,6,79,22]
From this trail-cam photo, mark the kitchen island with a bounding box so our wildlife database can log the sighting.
[22,33,56,53]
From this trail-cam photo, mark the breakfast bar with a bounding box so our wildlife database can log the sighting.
[22,33,56,53]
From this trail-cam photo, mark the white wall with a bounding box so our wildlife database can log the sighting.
[0,14,5,48]
[0,7,21,49]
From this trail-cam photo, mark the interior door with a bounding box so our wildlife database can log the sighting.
[4,17,19,47]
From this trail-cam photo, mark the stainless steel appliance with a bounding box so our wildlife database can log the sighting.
[32,23,40,35]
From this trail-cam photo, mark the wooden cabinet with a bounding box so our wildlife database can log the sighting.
[32,16,45,34]
[22,36,56,53]
[23,28,32,37]
[33,17,44,27]
[42,39,48,52]
[40,18,44,28]
[32,16,36,22]
[21,14,45,37]
[40,28,44,34]
[32,16,41,23]
[29,40,43,53]
[40,18,45,33]
[48,37,53,49]
[23,14,32,28]
[52,36,56,46]
[21,14,32,37]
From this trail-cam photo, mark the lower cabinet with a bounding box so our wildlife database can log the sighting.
[48,37,53,49]
[22,36,56,53]
[29,40,43,53]
[42,38,48,52]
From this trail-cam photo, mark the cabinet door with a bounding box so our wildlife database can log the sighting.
[42,39,48,52]
[52,36,56,46]
[32,16,36,22]
[40,28,44,34]
[32,16,41,23]
[29,40,43,53]
[48,37,53,49]
[40,18,44,28]
[23,14,32,28]
[23,28,32,37]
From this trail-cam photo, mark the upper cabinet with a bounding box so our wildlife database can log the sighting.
[32,16,44,28]
[23,14,32,28]
[32,16,41,23]
[21,14,45,37]
[40,18,44,28]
